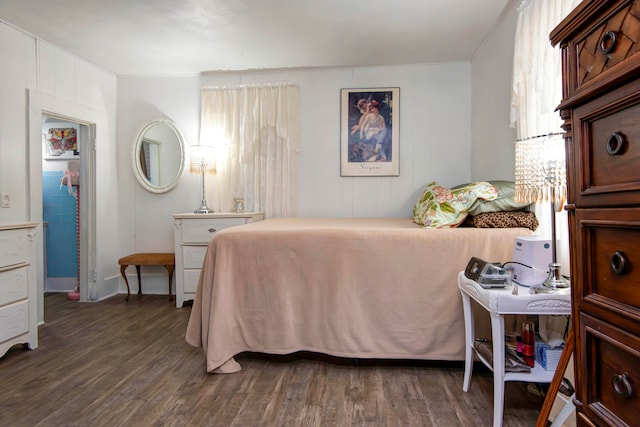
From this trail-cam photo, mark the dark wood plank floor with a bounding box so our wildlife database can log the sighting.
[0,293,544,426]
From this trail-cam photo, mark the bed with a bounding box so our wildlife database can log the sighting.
[185,216,534,373]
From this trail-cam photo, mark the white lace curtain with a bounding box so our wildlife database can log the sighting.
[199,83,300,217]
[510,0,581,139]
[510,0,581,276]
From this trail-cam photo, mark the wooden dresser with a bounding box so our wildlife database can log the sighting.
[0,222,38,358]
[551,1,640,425]
[173,212,264,308]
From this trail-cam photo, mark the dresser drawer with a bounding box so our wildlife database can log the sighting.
[0,265,28,307]
[182,245,207,269]
[179,218,247,244]
[581,313,640,427]
[0,299,29,343]
[575,208,640,324]
[573,84,640,206]
[0,229,29,268]
[574,1,640,91]
[183,269,201,293]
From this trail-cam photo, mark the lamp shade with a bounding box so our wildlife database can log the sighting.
[514,133,566,211]
[189,144,216,175]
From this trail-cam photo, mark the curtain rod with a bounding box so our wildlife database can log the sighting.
[516,132,564,142]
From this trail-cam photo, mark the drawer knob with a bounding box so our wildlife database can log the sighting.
[599,31,618,55]
[612,373,633,398]
[610,251,628,275]
[208,228,217,233]
[606,132,626,155]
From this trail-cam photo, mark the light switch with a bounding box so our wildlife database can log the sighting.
[1,193,10,208]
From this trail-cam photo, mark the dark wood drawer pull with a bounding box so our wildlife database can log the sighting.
[610,251,628,275]
[612,373,633,398]
[599,31,618,55]
[208,228,217,233]
[606,132,626,155]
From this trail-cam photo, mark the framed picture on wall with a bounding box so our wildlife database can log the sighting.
[43,127,79,160]
[340,87,399,176]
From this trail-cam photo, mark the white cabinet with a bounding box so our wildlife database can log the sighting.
[173,213,263,308]
[0,222,38,357]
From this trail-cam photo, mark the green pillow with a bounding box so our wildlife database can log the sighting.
[413,181,498,228]
[466,180,532,215]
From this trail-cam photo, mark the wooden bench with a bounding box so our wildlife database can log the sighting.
[118,253,175,301]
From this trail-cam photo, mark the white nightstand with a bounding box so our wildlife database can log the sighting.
[457,271,571,427]
[173,212,264,308]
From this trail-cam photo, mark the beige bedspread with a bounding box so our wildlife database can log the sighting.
[186,217,532,373]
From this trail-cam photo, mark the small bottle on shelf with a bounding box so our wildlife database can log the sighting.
[522,322,535,367]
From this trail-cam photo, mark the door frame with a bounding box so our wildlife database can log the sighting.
[28,90,99,322]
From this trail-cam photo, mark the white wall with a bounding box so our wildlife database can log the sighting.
[118,62,473,248]
[0,21,119,308]
[470,1,518,182]
[2,9,523,298]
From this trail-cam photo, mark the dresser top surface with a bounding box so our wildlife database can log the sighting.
[0,221,39,231]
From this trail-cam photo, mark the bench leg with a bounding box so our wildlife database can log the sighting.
[135,265,142,295]
[164,264,175,302]
[120,265,131,301]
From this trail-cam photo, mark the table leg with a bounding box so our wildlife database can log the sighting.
[491,314,506,427]
[164,264,175,302]
[460,290,475,392]
[135,265,142,295]
[120,265,131,301]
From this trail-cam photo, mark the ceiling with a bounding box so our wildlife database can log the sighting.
[0,0,512,76]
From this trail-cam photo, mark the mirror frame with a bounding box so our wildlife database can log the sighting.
[131,117,187,194]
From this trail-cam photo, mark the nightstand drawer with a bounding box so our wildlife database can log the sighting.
[0,265,28,307]
[575,208,640,322]
[183,270,201,293]
[581,313,640,427]
[180,218,246,243]
[182,246,207,269]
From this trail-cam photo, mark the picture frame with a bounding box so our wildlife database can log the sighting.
[340,87,399,176]
[43,126,79,160]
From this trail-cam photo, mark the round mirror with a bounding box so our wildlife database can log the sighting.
[132,117,187,193]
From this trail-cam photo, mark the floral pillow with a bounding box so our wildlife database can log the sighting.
[413,181,498,228]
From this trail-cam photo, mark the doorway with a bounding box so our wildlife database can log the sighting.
[41,115,89,299]
[41,111,95,301]
[28,100,98,327]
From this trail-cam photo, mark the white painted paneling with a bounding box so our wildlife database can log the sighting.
[116,76,202,256]
[36,41,57,97]
[471,2,518,182]
[0,20,119,306]
[118,61,472,259]
[0,23,36,224]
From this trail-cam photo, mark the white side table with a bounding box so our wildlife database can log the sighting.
[457,271,571,427]
[173,212,264,308]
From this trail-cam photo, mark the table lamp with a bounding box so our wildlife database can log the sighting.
[189,144,216,214]
[515,132,569,293]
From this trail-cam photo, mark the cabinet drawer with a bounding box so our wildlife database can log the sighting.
[575,208,640,321]
[573,85,640,206]
[581,313,640,426]
[183,269,201,293]
[180,218,246,244]
[0,300,29,343]
[0,265,28,307]
[574,1,640,90]
[182,246,207,269]
[0,229,29,268]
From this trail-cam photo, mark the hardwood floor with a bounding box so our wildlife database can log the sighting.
[0,293,544,426]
